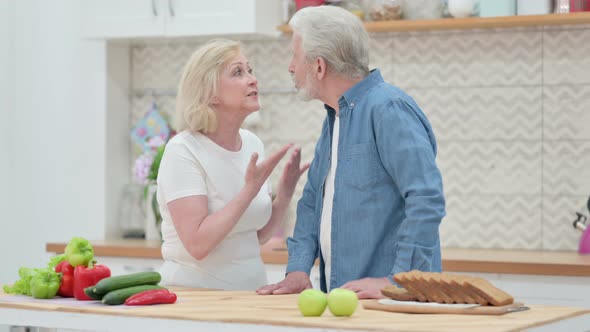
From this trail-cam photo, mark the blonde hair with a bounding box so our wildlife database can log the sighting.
[175,39,241,133]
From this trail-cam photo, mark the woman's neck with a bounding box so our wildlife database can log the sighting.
[205,118,243,152]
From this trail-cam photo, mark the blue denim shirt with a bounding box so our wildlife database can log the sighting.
[286,69,445,292]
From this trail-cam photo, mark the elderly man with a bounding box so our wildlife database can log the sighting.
[257,5,445,299]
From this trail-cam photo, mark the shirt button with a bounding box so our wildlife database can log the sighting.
[350,103,355,108]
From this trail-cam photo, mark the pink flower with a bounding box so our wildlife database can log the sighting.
[133,152,154,184]
[147,136,166,149]
[136,127,147,137]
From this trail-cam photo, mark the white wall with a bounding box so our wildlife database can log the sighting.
[0,0,108,284]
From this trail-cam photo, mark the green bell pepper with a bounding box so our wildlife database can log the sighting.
[30,268,60,299]
[65,237,94,267]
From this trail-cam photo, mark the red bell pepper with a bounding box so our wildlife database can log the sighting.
[124,289,177,306]
[55,261,74,297]
[73,261,111,301]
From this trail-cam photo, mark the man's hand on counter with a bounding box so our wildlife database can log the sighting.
[256,271,312,295]
[341,277,390,299]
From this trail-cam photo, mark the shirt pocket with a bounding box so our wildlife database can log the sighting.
[341,143,380,190]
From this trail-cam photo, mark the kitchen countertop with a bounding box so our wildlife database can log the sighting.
[1,288,589,332]
[46,240,590,277]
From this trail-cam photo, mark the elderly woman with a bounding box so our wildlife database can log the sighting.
[157,39,309,290]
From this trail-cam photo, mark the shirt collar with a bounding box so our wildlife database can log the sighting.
[324,69,384,116]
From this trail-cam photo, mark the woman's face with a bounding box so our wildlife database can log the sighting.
[212,51,259,114]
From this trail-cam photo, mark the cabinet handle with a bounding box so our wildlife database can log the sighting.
[151,0,158,16]
[168,0,175,17]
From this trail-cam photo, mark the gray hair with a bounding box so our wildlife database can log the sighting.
[289,6,370,79]
[175,39,241,133]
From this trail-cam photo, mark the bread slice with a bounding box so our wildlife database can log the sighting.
[463,277,514,306]
[440,274,473,304]
[431,273,467,304]
[422,273,455,304]
[393,271,428,302]
[411,271,440,303]
[381,285,418,301]
[450,276,488,305]
[391,271,514,306]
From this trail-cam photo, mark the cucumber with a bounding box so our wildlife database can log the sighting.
[102,285,166,305]
[92,271,161,295]
[84,286,104,300]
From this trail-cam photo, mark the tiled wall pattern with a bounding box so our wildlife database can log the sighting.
[131,26,590,251]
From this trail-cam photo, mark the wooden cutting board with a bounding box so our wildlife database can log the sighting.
[1,288,589,332]
[363,300,528,315]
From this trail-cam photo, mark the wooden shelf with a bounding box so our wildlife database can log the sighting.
[277,12,590,33]
[47,240,590,276]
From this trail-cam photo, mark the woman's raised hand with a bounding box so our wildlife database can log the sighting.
[244,144,293,195]
[277,147,310,201]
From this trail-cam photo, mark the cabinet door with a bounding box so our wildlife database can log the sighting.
[164,0,281,37]
[165,0,253,36]
[82,0,165,39]
[81,0,281,39]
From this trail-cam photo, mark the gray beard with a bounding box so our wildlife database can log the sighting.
[292,74,314,102]
[296,87,313,102]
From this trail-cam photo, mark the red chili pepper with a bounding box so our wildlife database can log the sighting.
[73,261,111,301]
[55,261,75,297]
[125,289,177,306]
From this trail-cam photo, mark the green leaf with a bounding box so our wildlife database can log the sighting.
[4,267,40,295]
[147,145,166,181]
[47,254,66,269]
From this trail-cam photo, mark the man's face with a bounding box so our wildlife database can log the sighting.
[288,33,318,101]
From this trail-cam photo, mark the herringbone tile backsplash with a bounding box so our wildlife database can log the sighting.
[130,27,590,251]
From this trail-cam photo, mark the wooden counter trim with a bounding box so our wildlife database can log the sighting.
[442,249,590,277]
[442,259,590,277]
[46,241,162,259]
[277,12,590,33]
[46,241,590,277]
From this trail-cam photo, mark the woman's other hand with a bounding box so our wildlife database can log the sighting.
[256,144,309,244]
[244,144,293,196]
[277,147,311,201]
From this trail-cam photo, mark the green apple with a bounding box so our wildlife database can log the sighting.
[297,289,328,316]
[327,288,358,317]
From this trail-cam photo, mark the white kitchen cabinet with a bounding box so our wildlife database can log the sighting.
[95,258,322,290]
[81,0,282,39]
[81,0,164,39]
[95,257,164,276]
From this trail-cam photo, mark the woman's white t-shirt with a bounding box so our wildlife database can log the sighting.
[156,129,271,290]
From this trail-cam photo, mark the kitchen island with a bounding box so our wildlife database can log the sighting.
[1,288,589,332]
[45,240,590,309]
